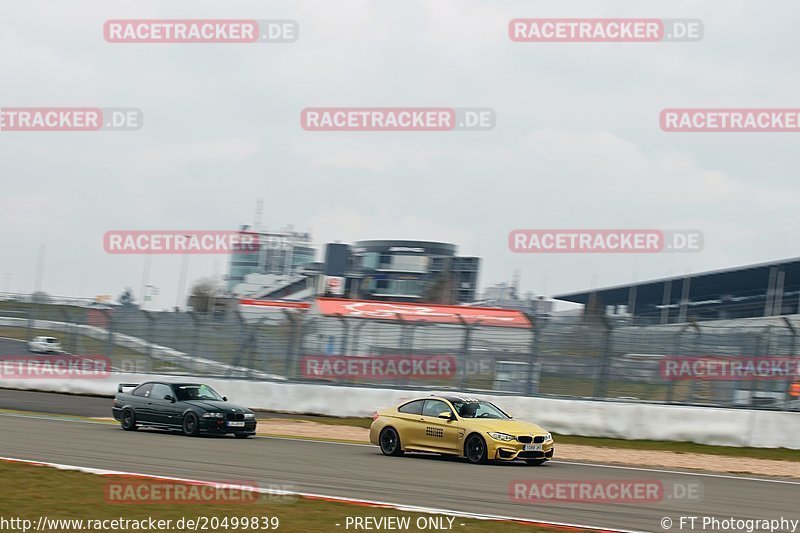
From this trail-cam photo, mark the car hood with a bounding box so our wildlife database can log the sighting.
[462,418,547,436]
[183,400,252,413]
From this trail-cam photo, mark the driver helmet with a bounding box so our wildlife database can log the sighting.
[459,402,478,417]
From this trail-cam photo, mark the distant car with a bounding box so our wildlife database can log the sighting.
[369,396,554,465]
[28,336,62,354]
[112,382,257,438]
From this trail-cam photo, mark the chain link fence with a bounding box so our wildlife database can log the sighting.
[1,293,799,411]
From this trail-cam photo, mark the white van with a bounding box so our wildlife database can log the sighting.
[28,336,62,354]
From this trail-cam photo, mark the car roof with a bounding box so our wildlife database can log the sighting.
[138,382,206,385]
[404,395,485,404]
[440,396,485,404]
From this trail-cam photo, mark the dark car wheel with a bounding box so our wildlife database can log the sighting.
[526,459,547,466]
[465,434,488,464]
[379,427,403,456]
[121,408,137,431]
[182,412,200,437]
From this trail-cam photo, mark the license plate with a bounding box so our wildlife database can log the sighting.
[523,444,542,451]
[227,421,245,427]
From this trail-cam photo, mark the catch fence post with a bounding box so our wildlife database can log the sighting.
[593,317,613,399]
[105,309,114,362]
[524,313,539,396]
[781,317,796,411]
[458,316,472,389]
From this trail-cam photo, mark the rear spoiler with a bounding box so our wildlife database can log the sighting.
[118,383,139,393]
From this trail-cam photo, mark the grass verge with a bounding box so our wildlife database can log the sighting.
[0,460,573,532]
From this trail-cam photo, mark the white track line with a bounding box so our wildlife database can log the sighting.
[0,412,110,425]
[207,436,800,485]
[552,461,800,485]
[4,412,799,485]
[0,456,638,533]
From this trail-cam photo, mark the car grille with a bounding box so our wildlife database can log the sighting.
[517,435,546,444]
[225,413,245,421]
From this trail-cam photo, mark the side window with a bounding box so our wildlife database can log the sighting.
[132,383,153,398]
[474,404,494,417]
[422,399,451,418]
[150,383,174,400]
[398,400,423,415]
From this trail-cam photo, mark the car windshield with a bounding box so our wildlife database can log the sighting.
[450,401,509,419]
[174,385,223,401]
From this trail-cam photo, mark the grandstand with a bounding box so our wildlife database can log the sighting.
[555,257,800,324]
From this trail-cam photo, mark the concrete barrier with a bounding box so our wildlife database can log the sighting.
[1,371,799,449]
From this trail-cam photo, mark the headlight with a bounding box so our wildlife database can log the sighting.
[545,433,553,442]
[202,412,224,418]
[244,413,255,419]
[488,432,515,442]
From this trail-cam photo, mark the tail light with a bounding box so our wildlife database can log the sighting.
[372,411,380,421]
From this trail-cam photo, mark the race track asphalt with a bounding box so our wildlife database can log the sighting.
[0,403,798,532]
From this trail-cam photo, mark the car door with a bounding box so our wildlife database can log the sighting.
[128,383,154,422]
[148,383,180,426]
[394,400,425,448]
[159,384,185,427]
[415,399,459,453]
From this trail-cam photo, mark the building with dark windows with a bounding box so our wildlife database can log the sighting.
[230,237,480,304]
[554,257,800,324]
[226,225,315,291]
[347,240,480,304]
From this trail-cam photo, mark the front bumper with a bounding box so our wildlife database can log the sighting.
[200,418,258,435]
[488,439,555,461]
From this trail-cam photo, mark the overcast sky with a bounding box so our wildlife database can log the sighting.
[2,0,800,308]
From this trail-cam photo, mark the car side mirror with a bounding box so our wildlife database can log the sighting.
[223,396,228,402]
[164,395,175,403]
[438,411,453,420]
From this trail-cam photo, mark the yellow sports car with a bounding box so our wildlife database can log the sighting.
[369,395,554,465]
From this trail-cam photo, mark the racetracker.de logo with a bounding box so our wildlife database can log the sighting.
[509,479,702,503]
[0,356,111,379]
[105,480,280,504]
[300,355,457,380]
[660,357,800,380]
[0,107,142,131]
[300,108,495,131]
[508,230,703,253]
[104,19,298,43]
[103,231,259,254]
[509,19,703,42]
[660,109,800,132]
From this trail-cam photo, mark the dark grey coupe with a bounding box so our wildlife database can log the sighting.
[112,382,257,438]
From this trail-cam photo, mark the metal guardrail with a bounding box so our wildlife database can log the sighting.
[1,296,799,411]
